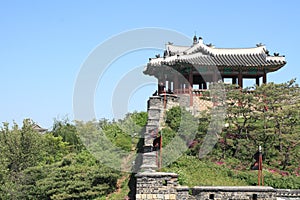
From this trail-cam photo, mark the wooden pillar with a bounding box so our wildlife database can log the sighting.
[168,80,171,92]
[232,77,237,85]
[165,80,168,91]
[174,74,178,93]
[263,72,267,84]
[203,82,207,90]
[256,77,260,86]
[189,69,193,106]
[177,76,183,93]
[199,83,202,90]
[238,71,243,88]
[158,77,164,94]
[213,71,218,82]
[184,74,188,93]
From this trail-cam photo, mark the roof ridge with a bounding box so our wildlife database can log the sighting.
[185,42,266,55]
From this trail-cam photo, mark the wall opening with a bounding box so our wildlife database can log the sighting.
[253,194,258,200]
[162,179,167,186]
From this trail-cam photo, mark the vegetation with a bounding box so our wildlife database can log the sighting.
[163,155,300,189]
[162,79,300,189]
[0,112,147,199]
[0,80,299,199]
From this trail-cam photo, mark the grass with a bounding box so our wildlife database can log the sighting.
[161,155,300,189]
[162,155,248,186]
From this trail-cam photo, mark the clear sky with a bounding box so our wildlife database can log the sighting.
[1,0,299,129]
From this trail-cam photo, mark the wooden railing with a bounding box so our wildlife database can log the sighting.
[173,89,208,97]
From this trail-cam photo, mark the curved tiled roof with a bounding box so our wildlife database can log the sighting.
[145,37,286,74]
[166,44,191,54]
[183,39,267,55]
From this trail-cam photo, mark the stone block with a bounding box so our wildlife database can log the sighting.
[141,194,146,199]
[157,193,164,199]
[146,194,153,199]
[169,194,176,199]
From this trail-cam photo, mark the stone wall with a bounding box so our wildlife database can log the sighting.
[135,173,300,200]
[140,94,180,172]
[135,172,178,200]
[190,186,276,200]
[276,189,300,200]
[135,171,300,200]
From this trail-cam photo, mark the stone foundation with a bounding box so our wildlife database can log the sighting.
[135,172,179,200]
[191,186,276,200]
[135,172,300,200]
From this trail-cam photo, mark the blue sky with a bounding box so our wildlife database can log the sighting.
[0,0,299,129]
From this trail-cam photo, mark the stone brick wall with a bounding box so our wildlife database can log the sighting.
[176,186,191,200]
[140,95,179,172]
[276,189,300,199]
[134,172,300,200]
[191,186,276,200]
[135,172,178,200]
[176,93,213,116]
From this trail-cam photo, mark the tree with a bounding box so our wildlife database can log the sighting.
[0,119,43,172]
[254,79,300,170]
[52,118,83,151]
[19,151,120,199]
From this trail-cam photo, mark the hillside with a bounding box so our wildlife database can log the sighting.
[110,80,300,198]
[0,80,299,199]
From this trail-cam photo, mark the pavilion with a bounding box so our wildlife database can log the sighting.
[144,36,286,96]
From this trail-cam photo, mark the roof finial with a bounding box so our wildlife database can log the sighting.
[193,31,198,44]
[256,43,264,47]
